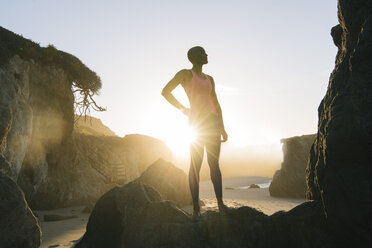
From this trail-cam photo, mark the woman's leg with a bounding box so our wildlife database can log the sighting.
[206,134,222,199]
[189,140,204,211]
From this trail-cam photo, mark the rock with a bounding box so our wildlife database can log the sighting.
[0,176,41,248]
[76,182,328,248]
[269,134,315,198]
[306,1,372,246]
[43,214,78,222]
[76,182,195,248]
[121,134,173,180]
[74,115,116,136]
[73,133,173,185]
[134,158,192,207]
[249,184,260,189]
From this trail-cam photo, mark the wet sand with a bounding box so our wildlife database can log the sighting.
[36,177,305,248]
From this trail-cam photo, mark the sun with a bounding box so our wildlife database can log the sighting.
[139,107,198,157]
[165,123,197,156]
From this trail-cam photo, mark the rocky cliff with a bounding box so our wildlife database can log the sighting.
[306,0,372,246]
[269,134,315,198]
[0,26,173,210]
[0,52,99,209]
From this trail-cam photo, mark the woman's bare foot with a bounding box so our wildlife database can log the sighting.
[217,198,232,214]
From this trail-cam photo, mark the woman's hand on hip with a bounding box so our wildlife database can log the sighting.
[180,106,190,116]
[221,129,228,142]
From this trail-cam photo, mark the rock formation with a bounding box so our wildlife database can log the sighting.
[269,134,315,198]
[0,26,173,209]
[0,176,41,248]
[135,158,192,207]
[74,115,116,136]
[76,182,328,248]
[0,25,113,209]
[306,0,372,246]
[73,133,173,184]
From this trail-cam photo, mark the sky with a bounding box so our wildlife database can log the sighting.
[1,0,339,159]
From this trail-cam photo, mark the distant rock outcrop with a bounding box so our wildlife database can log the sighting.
[73,133,173,184]
[306,1,372,246]
[135,159,192,207]
[269,134,315,198]
[0,176,41,248]
[74,115,116,136]
[76,182,328,248]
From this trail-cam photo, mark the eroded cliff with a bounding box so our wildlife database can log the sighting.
[0,26,172,210]
[306,0,372,245]
[269,134,315,198]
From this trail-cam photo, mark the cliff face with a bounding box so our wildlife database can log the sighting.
[0,27,173,210]
[0,55,105,209]
[306,0,372,245]
[269,134,315,198]
[0,55,173,209]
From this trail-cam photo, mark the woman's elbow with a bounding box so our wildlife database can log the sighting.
[161,88,168,98]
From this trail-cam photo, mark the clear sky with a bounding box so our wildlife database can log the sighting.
[1,0,338,156]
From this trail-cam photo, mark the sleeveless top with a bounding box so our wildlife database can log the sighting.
[181,69,217,123]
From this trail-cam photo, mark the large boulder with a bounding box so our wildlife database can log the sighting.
[0,176,41,248]
[135,158,192,207]
[306,0,372,246]
[76,182,328,248]
[269,134,315,198]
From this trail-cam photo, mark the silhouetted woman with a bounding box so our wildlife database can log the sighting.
[162,46,229,218]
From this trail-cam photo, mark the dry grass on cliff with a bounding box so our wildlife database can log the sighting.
[0,26,101,93]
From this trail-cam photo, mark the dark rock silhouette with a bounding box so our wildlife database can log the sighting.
[306,1,372,246]
[134,158,192,207]
[76,182,328,248]
[249,184,260,189]
[269,134,315,198]
[0,176,41,248]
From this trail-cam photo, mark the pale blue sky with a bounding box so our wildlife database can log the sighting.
[1,0,338,150]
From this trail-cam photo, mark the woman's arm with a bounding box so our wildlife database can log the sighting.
[161,69,190,115]
[209,76,228,142]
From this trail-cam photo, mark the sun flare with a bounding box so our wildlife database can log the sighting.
[165,124,197,156]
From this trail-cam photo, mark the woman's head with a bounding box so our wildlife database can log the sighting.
[187,46,208,65]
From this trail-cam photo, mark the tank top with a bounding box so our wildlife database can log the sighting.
[182,69,217,122]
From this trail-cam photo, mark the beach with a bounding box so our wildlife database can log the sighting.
[36,177,305,248]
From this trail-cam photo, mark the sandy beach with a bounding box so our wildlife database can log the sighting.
[36,177,305,248]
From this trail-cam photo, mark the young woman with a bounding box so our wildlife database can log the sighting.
[161,46,229,218]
